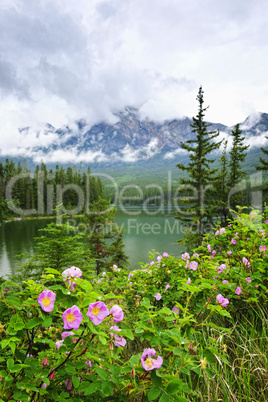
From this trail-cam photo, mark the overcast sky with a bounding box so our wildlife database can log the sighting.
[0,0,268,158]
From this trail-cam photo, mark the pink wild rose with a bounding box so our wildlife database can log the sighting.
[189,261,198,270]
[235,287,242,295]
[62,266,82,287]
[62,305,83,330]
[172,306,180,314]
[86,301,109,325]
[141,348,163,371]
[181,252,190,261]
[37,289,56,312]
[216,294,229,308]
[110,305,124,323]
[259,245,267,253]
[154,293,162,301]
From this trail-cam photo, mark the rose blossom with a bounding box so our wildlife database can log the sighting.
[62,266,82,286]
[246,277,252,284]
[216,294,229,308]
[186,277,191,284]
[141,348,163,371]
[110,305,124,323]
[62,305,83,330]
[235,287,242,295]
[37,290,56,313]
[55,340,64,349]
[259,245,267,253]
[163,252,168,257]
[189,261,198,270]
[231,239,236,245]
[154,293,162,301]
[172,306,180,314]
[86,301,109,325]
[181,252,190,261]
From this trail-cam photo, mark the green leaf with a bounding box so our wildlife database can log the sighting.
[25,317,43,329]
[102,380,113,396]
[95,367,110,380]
[141,298,154,309]
[72,376,80,389]
[110,364,121,376]
[99,335,107,345]
[42,317,52,328]
[1,281,20,290]
[129,354,141,367]
[148,387,161,400]
[10,364,29,373]
[158,307,172,315]
[44,268,61,275]
[166,379,183,395]
[9,342,16,354]
[121,366,132,373]
[123,329,134,340]
[7,358,14,370]
[15,322,25,331]
[159,394,170,402]
[84,381,102,395]
[150,370,162,387]
[1,339,10,349]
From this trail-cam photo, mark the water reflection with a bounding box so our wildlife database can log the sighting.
[0,209,184,277]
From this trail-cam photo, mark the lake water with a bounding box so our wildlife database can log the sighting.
[0,208,185,277]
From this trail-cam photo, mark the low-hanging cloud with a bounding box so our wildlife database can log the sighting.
[0,0,268,160]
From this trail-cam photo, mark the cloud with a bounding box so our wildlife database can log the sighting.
[0,0,268,159]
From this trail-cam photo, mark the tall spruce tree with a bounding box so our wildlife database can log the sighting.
[175,86,222,248]
[227,124,249,211]
[255,136,268,204]
[83,198,128,274]
[214,140,229,226]
[256,136,268,171]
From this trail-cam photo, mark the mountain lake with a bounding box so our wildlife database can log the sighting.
[0,207,185,277]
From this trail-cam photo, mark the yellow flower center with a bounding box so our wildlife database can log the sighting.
[42,297,51,307]
[92,306,100,316]
[66,313,75,323]
[145,357,153,368]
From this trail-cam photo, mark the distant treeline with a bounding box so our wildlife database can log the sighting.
[0,160,103,220]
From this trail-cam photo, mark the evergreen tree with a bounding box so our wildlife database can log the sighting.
[256,136,268,171]
[227,124,249,211]
[214,140,229,226]
[83,198,127,275]
[255,136,268,204]
[15,219,93,282]
[175,86,222,248]
[109,228,129,268]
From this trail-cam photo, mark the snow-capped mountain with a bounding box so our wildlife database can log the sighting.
[1,107,268,165]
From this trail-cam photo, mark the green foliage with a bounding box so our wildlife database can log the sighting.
[175,87,222,248]
[0,160,104,221]
[228,123,250,211]
[0,210,267,400]
[83,198,128,274]
[14,219,94,282]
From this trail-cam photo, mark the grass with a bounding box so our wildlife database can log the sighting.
[192,304,268,401]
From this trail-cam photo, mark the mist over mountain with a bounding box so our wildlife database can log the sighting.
[1,107,268,167]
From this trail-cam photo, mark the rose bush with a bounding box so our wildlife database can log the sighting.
[0,209,267,401]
